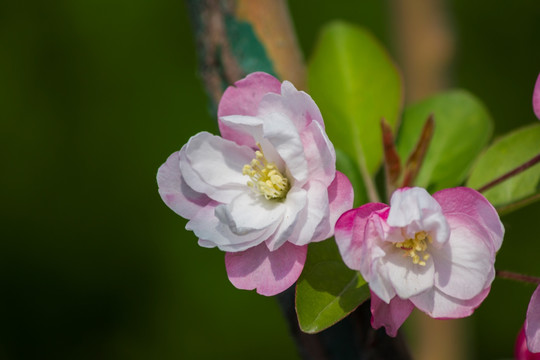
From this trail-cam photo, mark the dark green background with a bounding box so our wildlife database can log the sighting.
[1,1,539,359]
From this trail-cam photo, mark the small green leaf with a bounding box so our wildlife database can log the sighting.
[335,149,368,207]
[308,21,402,175]
[467,124,540,207]
[397,90,493,191]
[296,239,370,334]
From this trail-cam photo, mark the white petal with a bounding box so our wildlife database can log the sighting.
[387,187,449,244]
[264,187,307,251]
[368,257,397,304]
[187,202,272,252]
[411,286,490,319]
[214,191,285,235]
[287,181,330,246]
[384,245,435,299]
[180,132,253,203]
[261,112,309,185]
[432,214,495,300]
[301,120,336,186]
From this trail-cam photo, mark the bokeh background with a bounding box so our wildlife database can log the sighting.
[2,1,540,359]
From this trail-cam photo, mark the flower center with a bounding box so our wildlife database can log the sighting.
[242,144,290,200]
[395,231,433,266]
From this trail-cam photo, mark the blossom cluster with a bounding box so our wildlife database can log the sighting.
[157,72,507,340]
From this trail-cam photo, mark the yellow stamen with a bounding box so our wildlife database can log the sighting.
[243,144,290,200]
[395,231,433,266]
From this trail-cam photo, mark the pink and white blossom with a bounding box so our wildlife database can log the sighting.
[525,285,540,353]
[335,187,504,336]
[157,72,353,296]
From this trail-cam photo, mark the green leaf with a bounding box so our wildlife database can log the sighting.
[397,90,493,191]
[335,149,368,207]
[467,123,540,207]
[296,239,370,334]
[308,21,402,175]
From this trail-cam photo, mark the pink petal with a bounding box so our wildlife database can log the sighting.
[325,171,354,237]
[218,72,282,147]
[534,73,540,120]
[157,151,211,218]
[526,285,540,353]
[334,203,388,272]
[516,325,540,359]
[432,213,495,300]
[258,80,325,133]
[411,286,490,319]
[434,187,504,252]
[370,292,414,337]
[225,242,307,296]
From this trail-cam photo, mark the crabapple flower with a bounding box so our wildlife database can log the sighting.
[157,72,353,296]
[335,187,504,336]
[525,285,540,353]
[534,73,540,120]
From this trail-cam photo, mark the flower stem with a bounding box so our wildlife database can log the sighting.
[496,270,540,285]
[477,153,540,193]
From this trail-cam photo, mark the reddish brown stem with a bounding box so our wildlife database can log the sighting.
[401,115,434,188]
[381,118,402,199]
[496,270,540,285]
[477,153,540,193]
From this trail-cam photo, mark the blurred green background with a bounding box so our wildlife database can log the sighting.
[1,1,539,359]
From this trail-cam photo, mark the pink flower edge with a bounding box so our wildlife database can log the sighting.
[370,291,414,337]
[218,72,282,147]
[526,285,540,353]
[225,242,308,296]
[534,73,540,120]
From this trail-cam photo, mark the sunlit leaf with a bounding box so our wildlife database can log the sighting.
[308,21,402,175]
[296,239,370,334]
[467,124,540,207]
[397,90,493,191]
[335,149,368,207]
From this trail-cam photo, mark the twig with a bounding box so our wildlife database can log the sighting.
[477,153,540,193]
[496,270,540,285]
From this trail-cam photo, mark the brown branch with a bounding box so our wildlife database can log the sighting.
[496,270,540,285]
[235,0,306,89]
[186,2,411,358]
